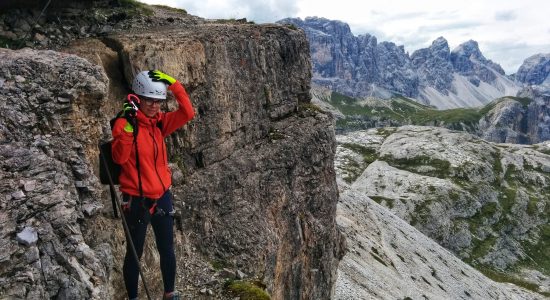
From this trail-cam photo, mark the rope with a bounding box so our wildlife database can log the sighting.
[10,0,51,49]
[99,143,152,300]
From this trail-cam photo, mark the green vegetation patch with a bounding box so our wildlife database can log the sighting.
[491,150,503,177]
[478,97,533,116]
[382,154,451,178]
[152,4,187,14]
[507,96,533,108]
[370,196,395,209]
[339,143,379,183]
[527,197,539,215]
[329,92,407,121]
[285,24,298,30]
[467,201,498,233]
[410,199,433,226]
[225,280,270,300]
[501,188,517,213]
[340,155,365,184]
[521,224,550,275]
[411,108,481,126]
[210,259,230,270]
[341,143,379,163]
[0,36,25,49]
[471,236,497,260]
[476,266,544,294]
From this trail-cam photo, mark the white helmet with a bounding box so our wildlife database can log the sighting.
[132,70,167,99]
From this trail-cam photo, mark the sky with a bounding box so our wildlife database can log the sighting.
[138,0,550,74]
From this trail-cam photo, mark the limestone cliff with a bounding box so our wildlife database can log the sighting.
[335,190,545,299]
[278,17,520,109]
[335,126,550,297]
[0,4,344,299]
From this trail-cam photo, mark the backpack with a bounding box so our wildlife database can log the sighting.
[98,110,126,185]
[99,140,121,185]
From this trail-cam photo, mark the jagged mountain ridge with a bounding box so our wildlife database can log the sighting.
[278,17,521,109]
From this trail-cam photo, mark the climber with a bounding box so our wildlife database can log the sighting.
[111,70,195,300]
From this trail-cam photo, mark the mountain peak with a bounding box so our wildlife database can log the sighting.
[281,16,518,108]
[432,37,449,48]
[298,16,352,36]
[452,40,482,59]
[515,52,550,85]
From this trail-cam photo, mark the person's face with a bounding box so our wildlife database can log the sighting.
[140,96,162,118]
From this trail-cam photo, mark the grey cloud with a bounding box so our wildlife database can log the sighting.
[483,41,550,74]
[417,21,483,33]
[173,0,298,23]
[245,0,299,23]
[494,10,517,22]
[370,10,429,22]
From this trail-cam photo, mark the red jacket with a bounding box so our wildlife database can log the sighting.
[112,81,195,199]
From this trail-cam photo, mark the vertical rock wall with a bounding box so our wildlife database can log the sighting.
[104,24,345,299]
[0,20,344,299]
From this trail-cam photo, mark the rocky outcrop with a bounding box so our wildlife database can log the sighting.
[411,37,453,93]
[0,48,111,299]
[0,4,344,299]
[279,17,521,109]
[515,53,550,86]
[335,126,550,296]
[479,94,550,144]
[279,17,419,99]
[478,99,529,143]
[335,190,545,299]
[451,40,505,82]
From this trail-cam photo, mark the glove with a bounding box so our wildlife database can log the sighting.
[122,100,137,133]
[148,70,176,85]
[122,101,137,118]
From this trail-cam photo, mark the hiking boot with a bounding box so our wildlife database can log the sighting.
[163,291,181,300]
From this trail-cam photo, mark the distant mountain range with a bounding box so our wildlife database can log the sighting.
[278,17,550,109]
[311,84,550,144]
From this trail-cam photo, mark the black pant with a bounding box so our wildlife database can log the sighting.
[122,190,176,299]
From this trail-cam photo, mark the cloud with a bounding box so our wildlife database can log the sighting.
[138,0,550,74]
[494,10,517,22]
[482,40,550,74]
[417,21,484,33]
[368,10,429,22]
[167,0,298,23]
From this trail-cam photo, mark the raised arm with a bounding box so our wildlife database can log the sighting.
[161,81,195,137]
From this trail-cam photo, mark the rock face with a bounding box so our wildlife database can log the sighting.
[279,17,419,99]
[335,190,545,299]
[515,53,550,86]
[451,40,505,81]
[0,5,344,299]
[411,37,453,93]
[0,48,111,299]
[335,126,550,296]
[279,17,521,109]
[478,93,550,144]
